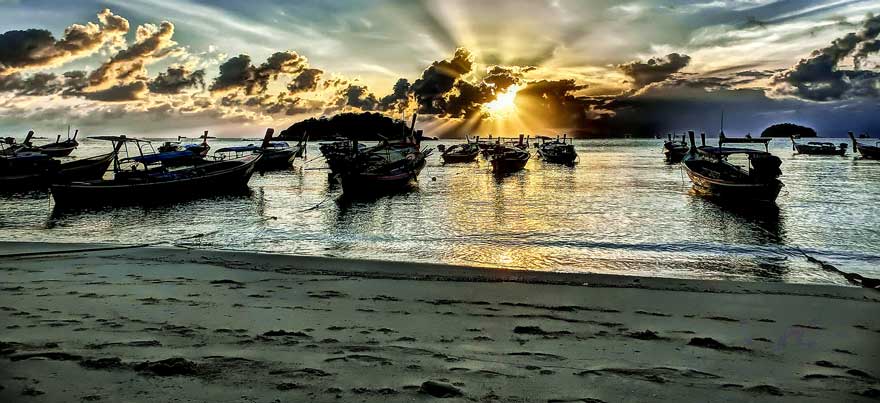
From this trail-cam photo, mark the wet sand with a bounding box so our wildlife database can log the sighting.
[1,242,878,402]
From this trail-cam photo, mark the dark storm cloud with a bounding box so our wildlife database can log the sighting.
[287,68,323,94]
[377,78,411,112]
[772,14,880,101]
[482,65,528,90]
[210,51,308,95]
[148,66,205,94]
[444,81,493,118]
[515,79,592,129]
[0,9,129,75]
[410,47,474,114]
[618,53,691,88]
[82,81,148,102]
[340,84,379,111]
[0,72,63,96]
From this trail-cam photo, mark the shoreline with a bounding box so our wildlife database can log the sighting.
[1,242,879,402]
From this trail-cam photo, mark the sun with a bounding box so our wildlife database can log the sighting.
[483,84,521,118]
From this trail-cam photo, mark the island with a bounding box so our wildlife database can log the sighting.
[760,123,817,138]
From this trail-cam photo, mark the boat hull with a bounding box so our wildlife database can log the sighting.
[256,149,296,170]
[857,144,880,159]
[539,151,577,165]
[491,156,529,174]
[794,144,846,156]
[51,155,259,206]
[53,152,115,183]
[684,163,783,202]
[441,151,479,163]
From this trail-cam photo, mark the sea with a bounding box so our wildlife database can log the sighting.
[2,137,878,286]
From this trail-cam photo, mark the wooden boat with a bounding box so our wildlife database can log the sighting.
[682,131,783,202]
[1,129,79,157]
[488,145,530,175]
[849,132,880,159]
[0,150,59,190]
[537,134,577,165]
[319,138,365,174]
[791,136,847,156]
[214,129,307,171]
[158,131,214,157]
[663,133,689,163]
[51,136,260,206]
[52,143,122,183]
[337,114,432,194]
[441,139,480,163]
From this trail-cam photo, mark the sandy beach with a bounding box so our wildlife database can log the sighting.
[0,242,878,402]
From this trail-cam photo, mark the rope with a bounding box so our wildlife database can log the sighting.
[299,195,334,212]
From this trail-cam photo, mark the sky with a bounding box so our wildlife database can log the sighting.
[1,0,879,138]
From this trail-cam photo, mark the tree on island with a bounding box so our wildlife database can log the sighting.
[760,123,817,138]
[277,112,417,141]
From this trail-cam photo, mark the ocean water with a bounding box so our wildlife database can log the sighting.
[1,137,878,286]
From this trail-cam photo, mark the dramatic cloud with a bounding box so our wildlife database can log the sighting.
[0,9,129,75]
[340,84,379,111]
[210,51,308,95]
[514,79,592,129]
[772,14,880,101]
[444,81,494,118]
[82,81,148,102]
[482,65,530,90]
[618,53,692,88]
[148,66,205,94]
[377,78,411,112]
[287,68,322,94]
[411,47,474,114]
[86,21,178,91]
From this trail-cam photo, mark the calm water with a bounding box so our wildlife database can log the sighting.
[2,138,878,286]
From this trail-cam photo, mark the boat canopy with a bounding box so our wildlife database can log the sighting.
[121,150,195,164]
[698,146,774,157]
[215,145,260,153]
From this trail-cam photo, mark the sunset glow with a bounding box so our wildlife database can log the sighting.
[482,85,521,119]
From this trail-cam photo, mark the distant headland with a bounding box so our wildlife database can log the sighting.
[760,123,817,138]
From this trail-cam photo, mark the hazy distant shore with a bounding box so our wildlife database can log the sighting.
[1,242,878,402]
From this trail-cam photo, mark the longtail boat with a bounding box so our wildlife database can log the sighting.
[51,136,260,206]
[663,133,689,163]
[682,131,783,202]
[791,136,847,156]
[441,137,480,163]
[537,134,577,165]
[849,132,880,159]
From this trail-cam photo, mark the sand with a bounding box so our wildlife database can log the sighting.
[0,241,878,402]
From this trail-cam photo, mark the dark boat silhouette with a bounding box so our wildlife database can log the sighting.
[488,145,530,175]
[1,139,121,190]
[51,136,260,206]
[537,134,577,165]
[158,131,214,157]
[790,136,847,156]
[336,114,432,194]
[849,132,880,159]
[663,133,689,163]
[441,138,480,163]
[682,131,783,202]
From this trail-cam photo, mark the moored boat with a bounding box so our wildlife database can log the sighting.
[337,114,432,194]
[214,129,307,171]
[537,134,577,165]
[488,145,530,175]
[849,132,880,159]
[50,136,260,206]
[682,131,783,202]
[791,136,847,156]
[158,131,214,157]
[441,138,480,163]
[663,133,689,163]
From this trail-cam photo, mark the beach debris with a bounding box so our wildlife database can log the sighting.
[21,386,45,396]
[419,380,464,398]
[80,357,125,370]
[627,330,668,340]
[744,384,785,396]
[687,337,751,352]
[133,357,199,376]
[276,382,302,390]
[513,326,572,336]
[261,330,311,338]
[9,351,82,362]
